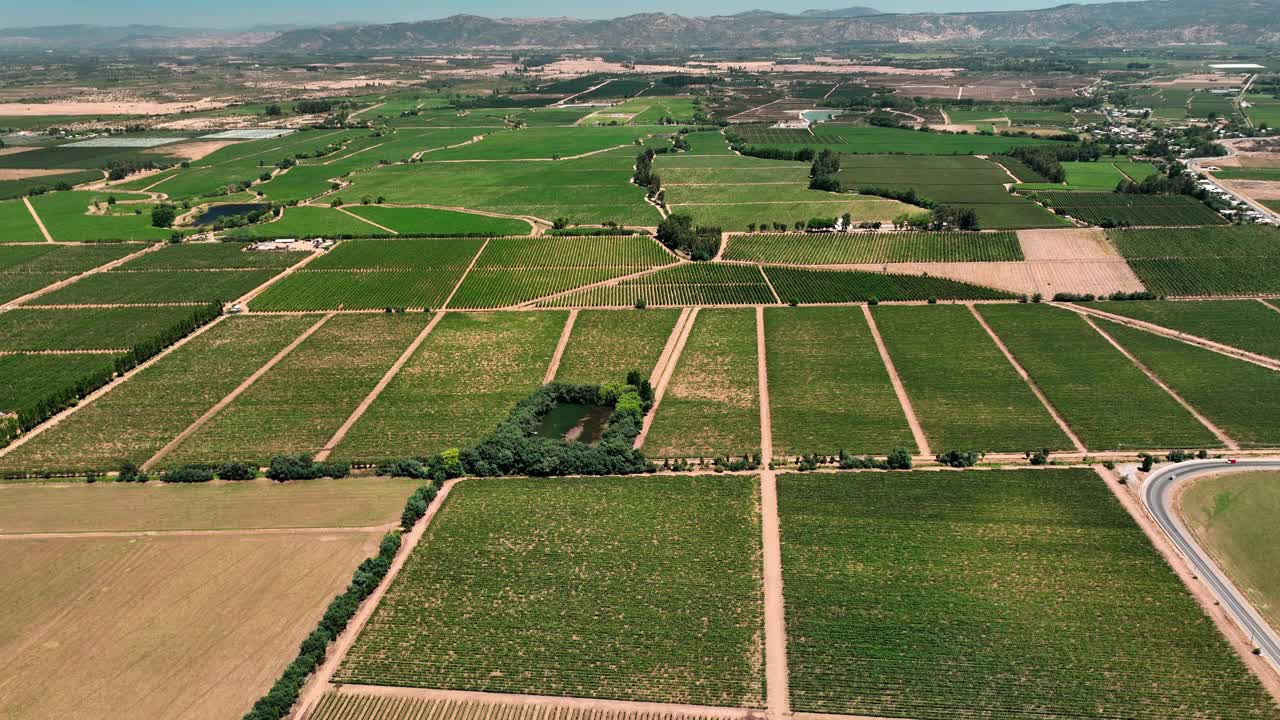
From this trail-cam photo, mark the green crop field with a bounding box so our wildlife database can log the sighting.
[554,308,681,384]
[422,126,656,161]
[799,125,1064,154]
[723,231,1024,264]
[118,242,298,271]
[539,263,777,307]
[0,353,119,423]
[977,304,1218,450]
[335,475,764,706]
[163,314,427,465]
[1029,190,1226,227]
[0,199,44,242]
[0,243,142,302]
[1102,321,1280,448]
[0,315,316,473]
[644,308,760,458]
[873,305,1072,452]
[342,206,532,236]
[223,206,391,239]
[0,306,210,351]
[1099,300,1280,360]
[765,306,916,456]
[251,237,484,311]
[28,268,277,305]
[779,469,1279,720]
[332,311,564,461]
[28,192,174,242]
[1109,226,1280,295]
[764,267,1014,304]
[449,235,676,309]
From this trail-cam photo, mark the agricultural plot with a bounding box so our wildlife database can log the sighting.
[0,306,210,351]
[779,469,1280,720]
[251,237,484,311]
[224,206,391,239]
[0,243,140,303]
[1029,190,1226,227]
[0,353,118,425]
[0,315,316,473]
[873,305,1072,452]
[753,125,1064,155]
[977,304,1217,450]
[0,199,43,242]
[724,231,1025,264]
[1216,167,1280,182]
[1109,226,1280,295]
[332,311,564,461]
[342,206,532,236]
[765,307,916,456]
[681,130,733,155]
[449,235,675,309]
[163,314,428,466]
[1102,320,1280,448]
[118,242,298,271]
[539,263,776,307]
[0,532,383,720]
[423,126,655,161]
[335,475,765,707]
[309,694,730,720]
[0,476,419,533]
[330,149,659,226]
[29,268,278,305]
[644,309,760,458]
[1060,161,1131,189]
[1099,300,1280,360]
[28,191,173,242]
[553,308,681,384]
[764,266,1015,303]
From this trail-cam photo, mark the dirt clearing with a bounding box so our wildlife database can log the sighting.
[1017,228,1122,261]
[150,140,241,162]
[842,260,1144,296]
[0,531,382,720]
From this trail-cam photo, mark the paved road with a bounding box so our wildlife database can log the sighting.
[1141,458,1280,673]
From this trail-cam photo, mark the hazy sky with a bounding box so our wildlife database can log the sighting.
[5,0,1120,29]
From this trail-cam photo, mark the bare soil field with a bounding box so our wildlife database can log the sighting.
[148,140,241,161]
[0,168,79,180]
[0,477,416,534]
[842,260,1144,296]
[1221,179,1280,200]
[0,531,382,720]
[0,98,226,116]
[1017,228,1123,261]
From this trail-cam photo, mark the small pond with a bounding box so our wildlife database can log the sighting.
[801,109,844,124]
[535,403,612,445]
[195,203,268,225]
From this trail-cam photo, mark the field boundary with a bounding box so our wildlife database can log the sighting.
[238,249,325,308]
[296,479,459,718]
[314,312,447,462]
[544,308,579,383]
[758,265,782,304]
[1080,314,1239,450]
[141,312,335,470]
[0,315,228,460]
[0,524,393,540]
[635,307,698,449]
[336,207,399,235]
[969,304,1087,453]
[861,305,931,457]
[1260,299,1280,316]
[23,196,53,242]
[757,305,789,719]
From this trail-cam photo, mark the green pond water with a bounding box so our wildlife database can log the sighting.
[535,403,611,444]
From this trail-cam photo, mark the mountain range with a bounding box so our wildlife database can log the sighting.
[1,0,1277,51]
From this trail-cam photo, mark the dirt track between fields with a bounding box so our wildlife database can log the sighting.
[862,304,931,457]
[544,309,579,383]
[635,308,697,450]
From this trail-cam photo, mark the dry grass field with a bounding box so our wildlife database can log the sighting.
[0,478,415,720]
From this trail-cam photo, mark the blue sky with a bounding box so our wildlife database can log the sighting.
[6,0,1120,29]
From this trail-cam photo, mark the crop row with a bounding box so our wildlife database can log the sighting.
[310,237,487,271]
[251,269,465,311]
[723,231,1024,264]
[29,269,278,305]
[1031,191,1226,227]
[766,267,1015,303]
[474,235,674,269]
[1107,225,1280,259]
[309,694,729,720]
[1127,257,1280,296]
[448,267,630,308]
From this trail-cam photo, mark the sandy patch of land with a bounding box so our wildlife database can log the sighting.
[692,60,959,76]
[0,168,75,180]
[1152,73,1247,88]
[1017,228,1122,261]
[0,97,225,116]
[0,146,38,157]
[840,259,1144,296]
[245,78,411,91]
[150,139,240,161]
[928,123,980,133]
[0,531,381,720]
[1221,179,1280,201]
